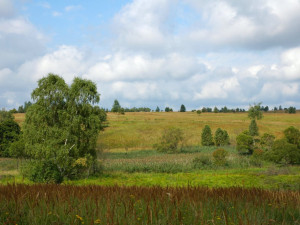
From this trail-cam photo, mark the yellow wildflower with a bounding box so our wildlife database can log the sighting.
[94,219,101,224]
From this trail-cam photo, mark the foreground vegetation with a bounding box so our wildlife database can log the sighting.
[1,184,299,225]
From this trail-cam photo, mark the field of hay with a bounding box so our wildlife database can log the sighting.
[97,112,300,151]
[14,112,300,151]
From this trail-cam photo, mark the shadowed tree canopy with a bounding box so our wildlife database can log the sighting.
[23,74,106,182]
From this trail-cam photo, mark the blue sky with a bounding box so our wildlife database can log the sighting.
[1,0,300,110]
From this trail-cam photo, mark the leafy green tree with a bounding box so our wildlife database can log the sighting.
[23,74,106,183]
[265,139,300,164]
[287,106,296,114]
[0,109,14,122]
[201,125,214,146]
[284,126,300,148]
[248,103,263,120]
[0,120,21,157]
[111,99,121,112]
[155,106,160,112]
[180,104,186,112]
[236,131,254,154]
[153,128,184,153]
[17,105,25,113]
[213,107,219,113]
[249,119,259,136]
[214,128,230,146]
[24,101,32,112]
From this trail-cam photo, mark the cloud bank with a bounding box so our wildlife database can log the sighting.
[0,0,300,110]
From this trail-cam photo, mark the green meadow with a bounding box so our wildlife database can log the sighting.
[1,112,300,224]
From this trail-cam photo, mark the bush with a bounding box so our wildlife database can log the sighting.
[260,133,275,150]
[249,119,259,136]
[252,149,264,158]
[196,110,201,115]
[265,139,300,164]
[214,128,230,146]
[284,126,300,148]
[192,156,212,169]
[236,132,254,154]
[201,125,214,146]
[0,120,21,157]
[212,148,228,166]
[154,128,184,153]
[23,160,64,184]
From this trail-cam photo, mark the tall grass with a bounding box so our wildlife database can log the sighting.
[0,184,299,224]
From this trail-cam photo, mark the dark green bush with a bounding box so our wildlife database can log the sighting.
[284,126,300,148]
[212,148,228,166]
[236,132,254,154]
[0,120,21,157]
[201,125,214,146]
[23,160,64,184]
[192,156,212,169]
[265,139,300,164]
[154,128,184,153]
[260,133,275,150]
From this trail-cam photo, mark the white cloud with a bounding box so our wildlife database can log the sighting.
[65,5,82,12]
[1,0,300,109]
[86,53,205,82]
[18,45,87,83]
[52,11,62,17]
[281,47,300,80]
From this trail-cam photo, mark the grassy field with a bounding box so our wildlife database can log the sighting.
[98,112,300,150]
[14,112,300,150]
[1,112,299,224]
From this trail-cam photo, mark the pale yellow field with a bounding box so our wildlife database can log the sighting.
[98,112,300,151]
[14,112,300,151]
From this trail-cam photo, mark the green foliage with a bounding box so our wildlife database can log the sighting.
[0,109,14,122]
[201,125,214,146]
[9,137,25,158]
[155,106,160,112]
[212,148,228,166]
[265,139,300,164]
[23,74,106,183]
[260,133,275,150]
[154,128,184,153]
[287,106,296,114]
[248,103,263,120]
[214,128,230,146]
[192,156,212,169]
[236,132,254,154]
[249,119,259,136]
[111,99,121,112]
[23,160,64,183]
[165,107,172,112]
[252,149,264,158]
[180,104,186,112]
[196,110,201,115]
[0,120,21,157]
[283,126,300,148]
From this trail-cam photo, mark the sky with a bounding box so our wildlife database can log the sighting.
[0,0,300,111]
